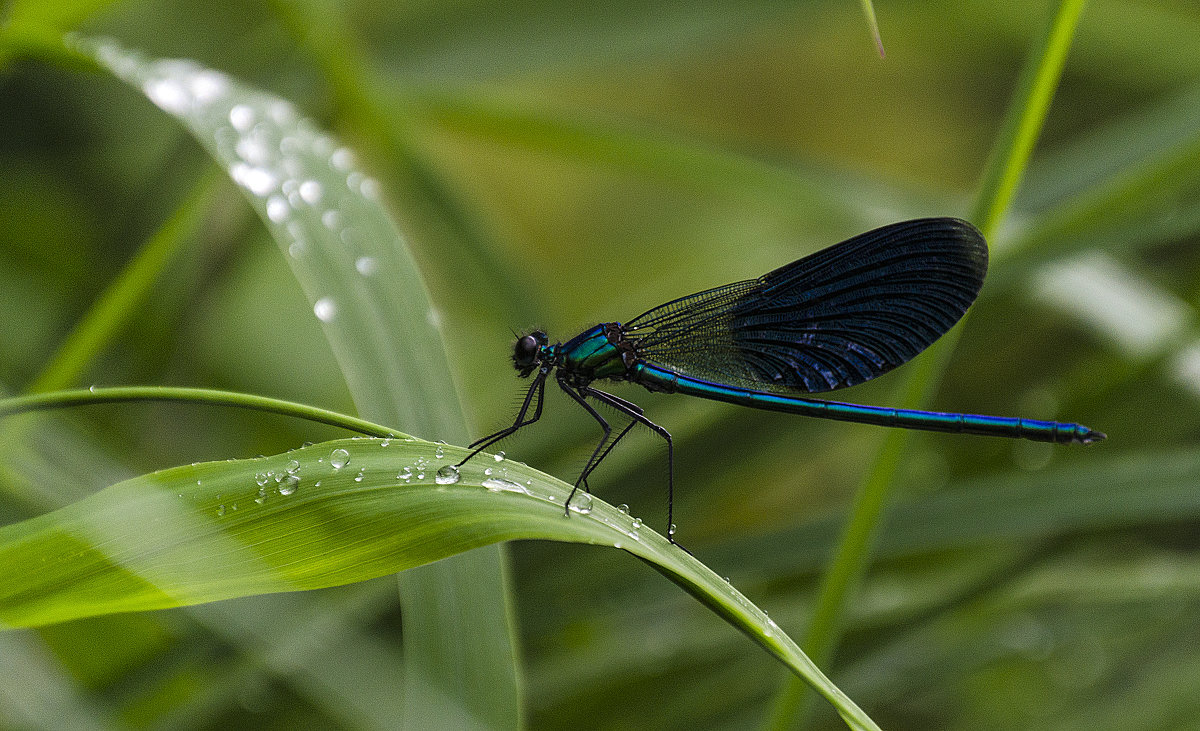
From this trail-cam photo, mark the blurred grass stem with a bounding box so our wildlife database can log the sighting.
[767,1,1088,728]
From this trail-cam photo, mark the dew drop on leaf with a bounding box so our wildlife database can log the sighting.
[330,448,350,469]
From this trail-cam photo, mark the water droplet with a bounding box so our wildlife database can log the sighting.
[88,384,98,393]
[266,195,289,222]
[189,70,227,103]
[144,77,190,114]
[314,297,337,322]
[255,472,270,486]
[354,469,365,483]
[360,177,382,200]
[355,256,377,276]
[631,518,642,529]
[268,100,295,124]
[397,466,412,481]
[380,438,392,447]
[617,504,629,514]
[493,451,505,462]
[217,504,226,517]
[482,478,529,495]
[314,480,322,487]
[229,104,254,131]
[299,180,323,204]
[435,465,461,484]
[235,136,270,165]
[668,523,677,538]
[434,445,444,459]
[322,210,341,230]
[568,492,593,515]
[330,448,350,469]
[483,467,493,476]
[280,474,299,495]
[285,460,300,474]
[254,486,267,505]
[330,147,355,170]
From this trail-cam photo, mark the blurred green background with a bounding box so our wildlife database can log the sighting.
[1,0,1197,728]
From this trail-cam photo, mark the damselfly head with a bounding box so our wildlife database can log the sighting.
[512,330,548,377]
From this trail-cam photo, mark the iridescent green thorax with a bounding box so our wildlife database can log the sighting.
[557,323,632,386]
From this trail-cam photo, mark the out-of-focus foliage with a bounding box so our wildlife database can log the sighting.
[0,0,1195,728]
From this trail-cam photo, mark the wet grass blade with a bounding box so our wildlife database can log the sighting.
[0,437,880,731]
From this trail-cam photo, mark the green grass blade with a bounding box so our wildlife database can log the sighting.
[0,437,880,731]
[0,387,403,438]
[768,3,1090,728]
[858,0,884,57]
[74,37,464,436]
[25,171,220,394]
[74,36,519,727]
[969,0,1089,234]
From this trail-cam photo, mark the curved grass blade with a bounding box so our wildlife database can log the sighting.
[0,437,879,731]
[770,2,1090,727]
[71,36,516,727]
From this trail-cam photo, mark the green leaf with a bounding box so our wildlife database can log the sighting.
[0,437,880,731]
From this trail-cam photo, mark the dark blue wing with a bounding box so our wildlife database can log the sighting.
[624,217,987,393]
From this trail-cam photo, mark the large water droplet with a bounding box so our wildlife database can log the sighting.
[280,474,299,495]
[482,478,529,495]
[313,297,337,322]
[567,492,594,515]
[285,459,300,474]
[493,451,505,462]
[330,448,350,469]
[435,465,461,485]
[255,472,270,486]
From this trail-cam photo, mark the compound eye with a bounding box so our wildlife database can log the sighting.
[513,334,540,367]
